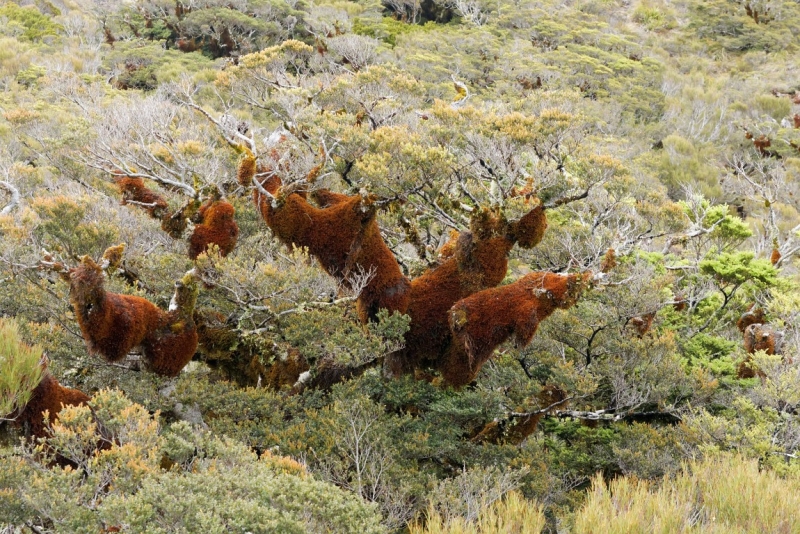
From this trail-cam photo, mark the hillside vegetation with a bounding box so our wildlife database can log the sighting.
[1,0,800,532]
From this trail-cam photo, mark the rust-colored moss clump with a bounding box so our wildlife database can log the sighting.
[737,322,782,379]
[114,176,169,219]
[254,177,368,274]
[629,312,656,336]
[510,204,547,249]
[70,257,200,377]
[384,231,514,377]
[442,272,591,387]
[142,273,199,377]
[237,149,258,187]
[255,179,410,323]
[263,349,310,391]
[472,385,569,445]
[350,212,411,323]
[743,323,779,355]
[600,248,617,273]
[502,385,570,445]
[188,199,239,260]
[69,256,165,363]
[309,188,411,322]
[161,199,201,239]
[15,371,90,440]
[385,206,543,378]
[753,134,771,156]
[737,306,765,333]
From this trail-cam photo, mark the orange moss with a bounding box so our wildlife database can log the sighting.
[69,256,165,362]
[254,177,369,276]
[263,349,309,390]
[753,134,771,156]
[114,176,169,219]
[161,200,200,239]
[351,215,411,323]
[629,312,656,336]
[472,385,568,445]
[737,322,784,379]
[188,199,239,260]
[743,323,778,355]
[141,273,199,377]
[470,420,504,443]
[504,413,544,445]
[736,357,764,379]
[737,306,765,333]
[385,207,543,378]
[310,188,352,207]
[237,151,258,187]
[385,237,513,377]
[491,386,569,445]
[257,182,410,322]
[600,248,617,273]
[510,204,547,249]
[311,186,410,321]
[442,272,591,387]
[15,371,89,440]
[436,230,461,261]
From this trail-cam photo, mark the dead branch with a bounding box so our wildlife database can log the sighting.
[0,180,21,215]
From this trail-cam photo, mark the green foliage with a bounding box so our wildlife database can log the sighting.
[105,42,215,90]
[31,195,120,258]
[282,307,409,367]
[682,333,738,375]
[699,251,777,288]
[0,3,62,42]
[632,2,677,31]
[688,0,800,53]
[0,318,43,418]
[0,390,385,533]
[754,94,791,121]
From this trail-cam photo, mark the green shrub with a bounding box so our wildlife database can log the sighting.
[0,390,385,533]
[0,3,62,42]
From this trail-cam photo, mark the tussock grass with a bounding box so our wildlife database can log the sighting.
[412,455,800,534]
[573,454,800,534]
[410,491,546,534]
[0,318,43,417]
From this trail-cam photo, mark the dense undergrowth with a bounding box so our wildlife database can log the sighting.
[1,0,800,532]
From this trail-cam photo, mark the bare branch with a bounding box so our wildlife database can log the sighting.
[0,180,20,215]
[543,186,591,210]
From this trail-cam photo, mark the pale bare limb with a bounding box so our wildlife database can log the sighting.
[0,180,20,215]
